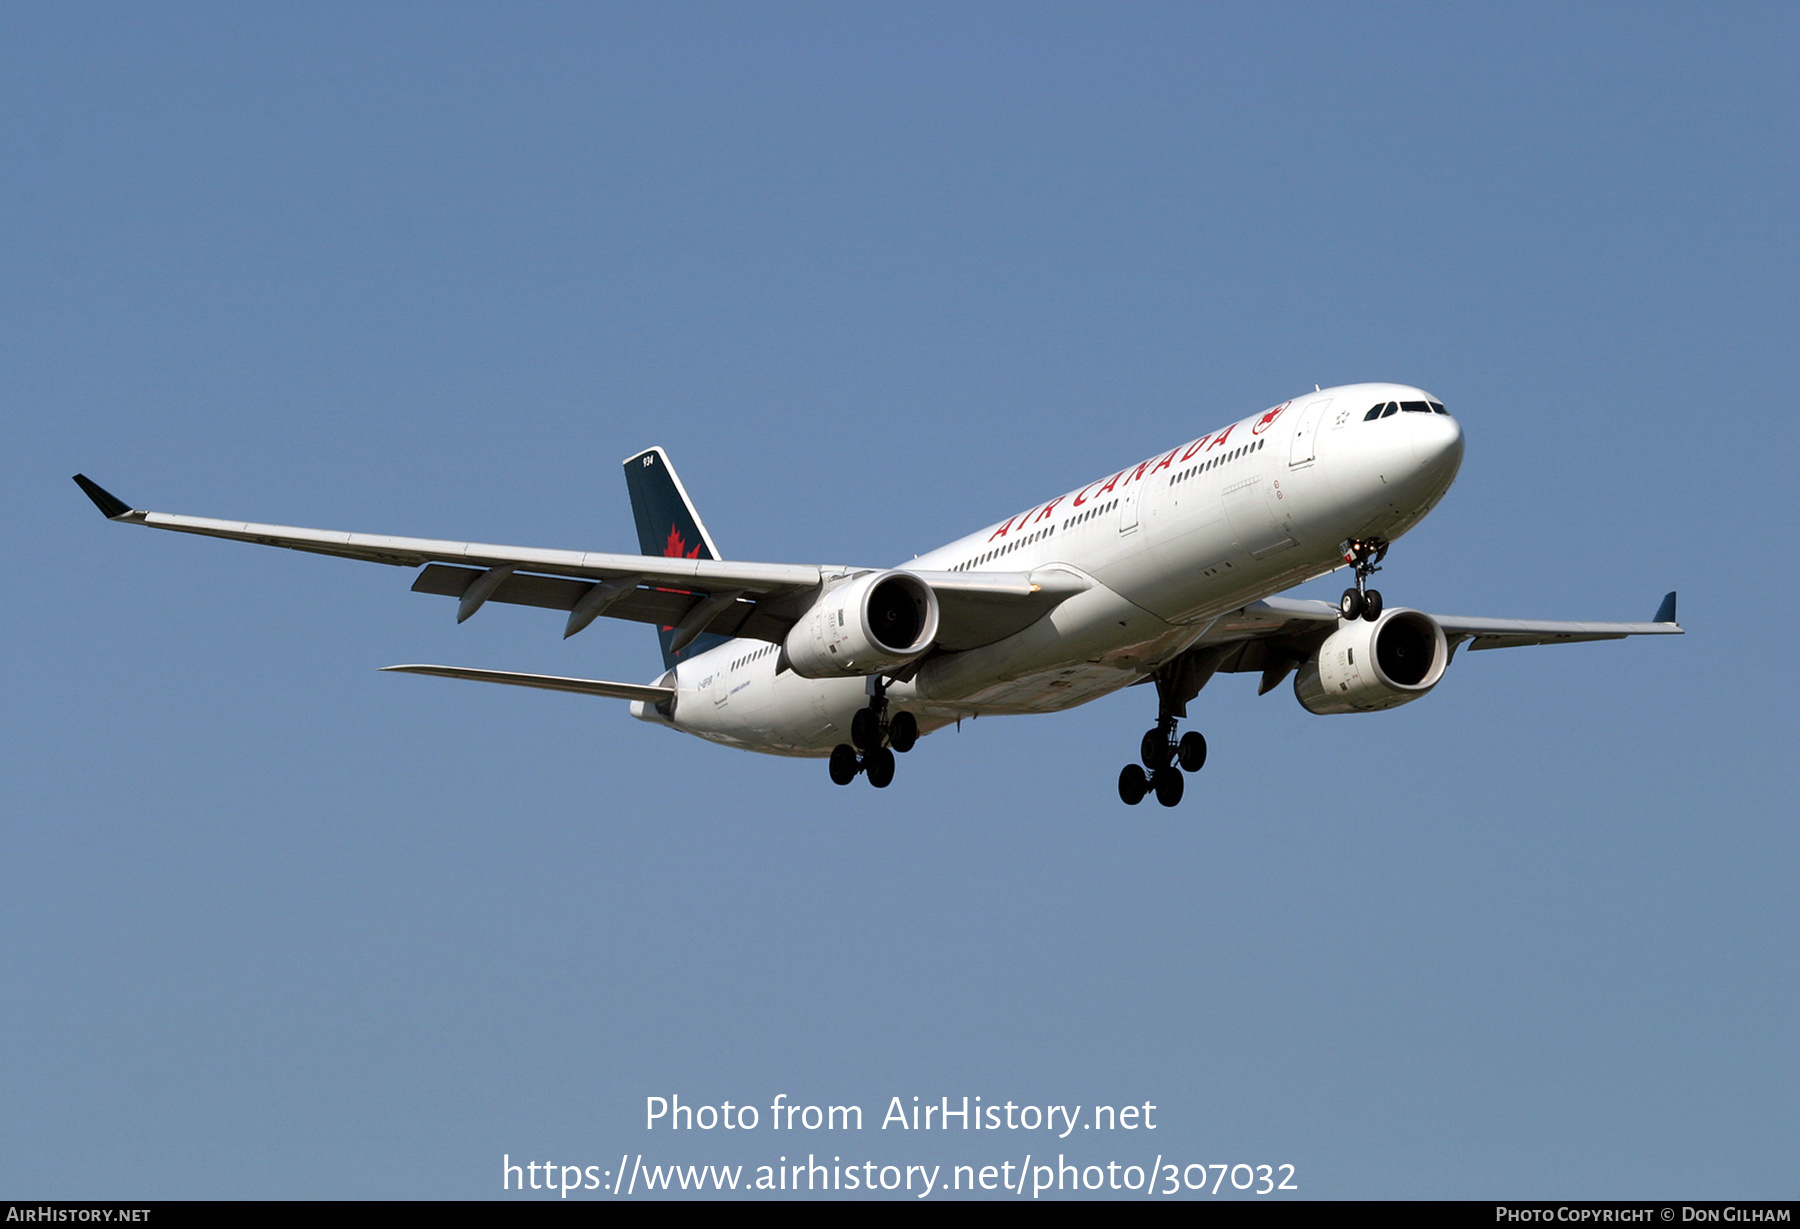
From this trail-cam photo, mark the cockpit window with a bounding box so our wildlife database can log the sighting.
[1368,398,1449,419]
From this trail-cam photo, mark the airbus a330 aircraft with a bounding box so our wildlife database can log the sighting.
[74,382,1680,806]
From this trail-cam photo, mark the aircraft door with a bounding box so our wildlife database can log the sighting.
[1224,476,1297,559]
[1118,489,1139,534]
[1287,397,1333,467]
[701,665,728,708]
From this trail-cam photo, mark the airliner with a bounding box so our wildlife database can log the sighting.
[74,382,1680,806]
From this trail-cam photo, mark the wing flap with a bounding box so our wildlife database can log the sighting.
[410,564,770,639]
[412,564,591,611]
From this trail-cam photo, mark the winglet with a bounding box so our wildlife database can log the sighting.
[72,474,132,520]
[1654,591,1678,625]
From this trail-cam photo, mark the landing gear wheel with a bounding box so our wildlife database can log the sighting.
[1340,538,1390,623]
[828,744,860,785]
[851,708,880,752]
[1153,767,1185,807]
[1118,764,1149,805]
[888,710,918,753]
[865,746,896,788]
[1140,727,1173,771]
[1177,730,1208,773]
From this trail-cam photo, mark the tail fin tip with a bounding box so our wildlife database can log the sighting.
[622,447,720,561]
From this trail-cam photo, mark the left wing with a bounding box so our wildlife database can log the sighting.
[1159,592,1683,697]
[1432,590,1683,651]
[72,476,1083,653]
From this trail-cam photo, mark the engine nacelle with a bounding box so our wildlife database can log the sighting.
[783,570,940,679]
[1293,607,1450,715]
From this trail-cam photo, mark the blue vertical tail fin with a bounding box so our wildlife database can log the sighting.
[622,447,729,670]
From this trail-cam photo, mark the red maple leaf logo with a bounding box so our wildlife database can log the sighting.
[657,524,705,645]
[664,524,701,559]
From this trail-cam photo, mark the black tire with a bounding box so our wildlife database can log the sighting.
[888,710,918,753]
[1140,728,1172,770]
[1154,767,1185,807]
[1118,764,1149,805]
[865,746,896,788]
[828,744,860,785]
[851,707,879,751]
[1340,588,1364,620]
[1362,589,1383,621]
[1178,730,1208,773]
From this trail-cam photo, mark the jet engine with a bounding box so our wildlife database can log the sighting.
[783,570,940,679]
[1293,607,1450,715]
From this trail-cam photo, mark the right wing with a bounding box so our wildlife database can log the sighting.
[73,476,1085,653]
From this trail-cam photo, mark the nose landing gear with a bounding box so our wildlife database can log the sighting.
[829,677,918,789]
[1338,537,1388,622]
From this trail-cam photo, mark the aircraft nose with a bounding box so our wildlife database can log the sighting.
[1409,411,1464,486]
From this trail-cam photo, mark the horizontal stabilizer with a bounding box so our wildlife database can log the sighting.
[380,664,673,703]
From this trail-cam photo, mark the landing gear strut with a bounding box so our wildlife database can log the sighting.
[829,676,918,789]
[1338,537,1388,622]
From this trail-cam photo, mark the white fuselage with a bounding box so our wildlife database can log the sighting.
[633,383,1465,756]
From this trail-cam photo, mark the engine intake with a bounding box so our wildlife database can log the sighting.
[1293,607,1449,715]
[784,570,940,679]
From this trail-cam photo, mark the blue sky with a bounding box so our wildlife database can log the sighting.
[2,3,1793,1199]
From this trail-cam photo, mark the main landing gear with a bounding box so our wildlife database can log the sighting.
[828,677,919,789]
[1337,537,1389,622]
[1117,646,1229,808]
[1118,716,1207,807]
